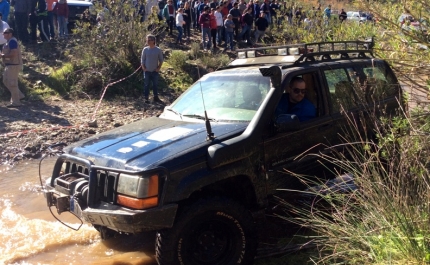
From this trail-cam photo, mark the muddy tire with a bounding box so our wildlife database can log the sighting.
[155,197,257,265]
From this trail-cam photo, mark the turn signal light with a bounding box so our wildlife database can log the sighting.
[117,194,158,210]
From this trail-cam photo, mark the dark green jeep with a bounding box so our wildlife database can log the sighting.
[42,40,404,265]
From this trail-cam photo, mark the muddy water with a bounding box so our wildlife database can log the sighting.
[0,159,157,265]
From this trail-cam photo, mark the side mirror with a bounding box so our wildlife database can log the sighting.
[275,114,300,132]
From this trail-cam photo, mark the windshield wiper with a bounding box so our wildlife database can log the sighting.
[183,114,217,121]
[165,108,183,119]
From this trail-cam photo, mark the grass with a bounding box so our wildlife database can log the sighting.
[46,63,75,95]
[271,105,430,264]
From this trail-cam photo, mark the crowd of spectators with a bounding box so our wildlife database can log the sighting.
[0,0,70,44]
[151,0,359,51]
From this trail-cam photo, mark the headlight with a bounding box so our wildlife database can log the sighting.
[116,173,159,209]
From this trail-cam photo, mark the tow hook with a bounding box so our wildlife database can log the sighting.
[97,225,118,240]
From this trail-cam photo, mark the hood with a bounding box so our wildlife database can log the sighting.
[67,117,248,170]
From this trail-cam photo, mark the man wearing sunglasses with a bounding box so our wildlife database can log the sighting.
[275,76,316,121]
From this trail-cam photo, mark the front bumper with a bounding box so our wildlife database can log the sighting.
[44,153,177,233]
[45,187,178,233]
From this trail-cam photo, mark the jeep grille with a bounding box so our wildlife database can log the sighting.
[61,161,118,204]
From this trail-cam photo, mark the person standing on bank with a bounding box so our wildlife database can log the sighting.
[175,7,185,44]
[141,34,163,104]
[35,0,50,42]
[0,0,10,23]
[46,0,56,40]
[53,0,69,39]
[0,13,10,47]
[1,28,25,108]
[11,0,32,44]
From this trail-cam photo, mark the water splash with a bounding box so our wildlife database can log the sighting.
[0,198,100,264]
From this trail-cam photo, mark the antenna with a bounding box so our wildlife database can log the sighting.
[195,49,215,141]
[199,81,215,141]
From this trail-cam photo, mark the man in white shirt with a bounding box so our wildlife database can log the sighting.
[214,5,223,46]
[0,12,10,46]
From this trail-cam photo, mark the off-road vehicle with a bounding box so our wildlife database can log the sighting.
[42,40,404,264]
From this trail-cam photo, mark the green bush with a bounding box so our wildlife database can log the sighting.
[62,0,154,96]
[275,106,430,264]
[190,42,201,59]
[199,54,231,71]
[168,50,190,71]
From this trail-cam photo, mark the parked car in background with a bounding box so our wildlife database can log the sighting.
[398,13,427,31]
[398,13,429,49]
[347,11,368,23]
[53,0,95,33]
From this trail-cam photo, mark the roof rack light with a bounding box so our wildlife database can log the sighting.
[288,47,299,55]
[247,51,256,58]
[237,51,246,59]
[278,48,287,56]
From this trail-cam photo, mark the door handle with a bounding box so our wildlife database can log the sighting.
[318,123,332,131]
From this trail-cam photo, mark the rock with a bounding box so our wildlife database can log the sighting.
[88,120,98,127]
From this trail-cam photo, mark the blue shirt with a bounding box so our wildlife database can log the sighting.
[253,3,260,18]
[8,38,18,49]
[275,94,316,122]
[0,0,10,22]
[324,7,331,18]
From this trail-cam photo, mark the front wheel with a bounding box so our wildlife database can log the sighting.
[155,197,257,265]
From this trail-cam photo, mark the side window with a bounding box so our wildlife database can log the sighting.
[276,72,319,122]
[325,64,400,114]
[362,65,399,101]
[324,68,357,113]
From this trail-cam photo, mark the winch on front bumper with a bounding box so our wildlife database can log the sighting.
[43,153,178,233]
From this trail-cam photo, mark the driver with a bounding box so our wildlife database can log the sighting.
[275,76,316,121]
[239,86,262,110]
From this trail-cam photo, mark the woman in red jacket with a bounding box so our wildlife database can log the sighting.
[53,0,69,38]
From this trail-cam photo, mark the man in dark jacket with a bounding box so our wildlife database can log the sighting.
[238,7,253,45]
[252,0,260,20]
[229,2,241,39]
[162,0,175,35]
[199,5,211,50]
[34,0,49,41]
[209,0,218,9]
[260,0,270,24]
[11,0,32,44]
[339,9,347,23]
[254,11,268,42]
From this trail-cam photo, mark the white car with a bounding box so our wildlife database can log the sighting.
[346,11,368,23]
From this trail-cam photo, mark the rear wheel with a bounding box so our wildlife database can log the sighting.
[155,197,257,265]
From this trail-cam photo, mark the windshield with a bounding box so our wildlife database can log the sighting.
[165,69,271,122]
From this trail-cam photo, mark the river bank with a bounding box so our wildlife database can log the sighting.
[0,95,177,166]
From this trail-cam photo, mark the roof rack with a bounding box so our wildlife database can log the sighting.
[235,39,374,64]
